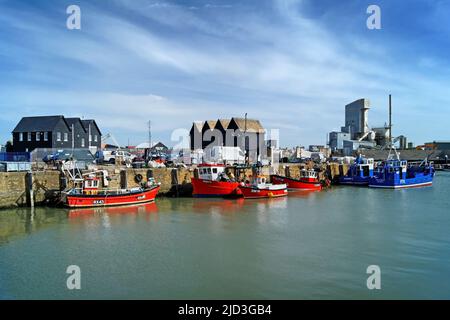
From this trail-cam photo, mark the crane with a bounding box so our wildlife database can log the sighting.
[101,133,122,150]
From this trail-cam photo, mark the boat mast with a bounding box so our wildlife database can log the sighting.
[389,94,392,145]
[387,94,400,161]
[244,113,249,165]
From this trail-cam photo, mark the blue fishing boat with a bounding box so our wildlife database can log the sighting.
[368,148,435,189]
[339,155,374,186]
[368,94,435,189]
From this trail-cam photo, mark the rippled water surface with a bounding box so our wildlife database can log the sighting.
[1,172,449,299]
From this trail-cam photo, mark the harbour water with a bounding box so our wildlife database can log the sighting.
[1,172,449,299]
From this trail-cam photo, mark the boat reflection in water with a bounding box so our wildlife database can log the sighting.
[190,198,246,215]
[68,202,159,219]
[190,196,289,215]
[287,189,322,198]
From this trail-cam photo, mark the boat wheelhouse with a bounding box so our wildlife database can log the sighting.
[191,163,242,198]
[271,169,322,191]
[368,148,435,189]
[339,155,374,186]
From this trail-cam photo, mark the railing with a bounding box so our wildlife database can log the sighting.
[67,187,142,196]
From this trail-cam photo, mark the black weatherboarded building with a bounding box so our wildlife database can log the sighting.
[12,115,102,152]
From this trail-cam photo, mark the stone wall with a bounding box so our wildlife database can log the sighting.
[0,171,60,208]
[0,172,27,208]
[0,163,351,209]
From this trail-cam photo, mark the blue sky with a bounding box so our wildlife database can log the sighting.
[0,0,449,147]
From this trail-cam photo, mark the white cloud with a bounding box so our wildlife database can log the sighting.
[1,0,449,146]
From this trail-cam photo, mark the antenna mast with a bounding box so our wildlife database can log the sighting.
[148,120,152,149]
[389,94,392,145]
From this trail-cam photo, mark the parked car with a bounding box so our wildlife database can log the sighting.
[95,150,136,164]
[43,151,72,163]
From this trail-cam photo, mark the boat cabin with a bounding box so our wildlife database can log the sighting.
[253,175,268,186]
[348,157,374,178]
[375,159,408,180]
[83,176,100,195]
[300,169,318,182]
[197,164,231,182]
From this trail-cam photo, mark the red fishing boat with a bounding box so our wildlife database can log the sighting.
[191,163,242,198]
[271,169,322,191]
[66,175,160,208]
[239,176,288,199]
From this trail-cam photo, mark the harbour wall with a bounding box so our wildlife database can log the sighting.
[0,163,348,209]
[0,171,61,208]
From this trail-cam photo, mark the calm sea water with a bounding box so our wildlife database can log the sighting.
[1,172,449,300]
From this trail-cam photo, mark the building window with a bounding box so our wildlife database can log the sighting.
[57,132,61,142]
[36,132,40,141]
[81,138,85,148]
[89,134,92,142]
[19,133,23,142]
[28,132,32,142]
[64,132,68,142]
[94,135,98,142]
[44,132,48,141]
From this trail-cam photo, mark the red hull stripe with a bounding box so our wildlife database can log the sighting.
[67,186,160,208]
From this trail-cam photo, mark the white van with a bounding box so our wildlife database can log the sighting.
[204,146,246,165]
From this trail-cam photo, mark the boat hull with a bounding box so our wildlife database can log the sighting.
[369,180,433,189]
[66,186,160,208]
[271,175,322,191]
[239,185,288,199]
[369,174,434,189]
[191,178,242,198]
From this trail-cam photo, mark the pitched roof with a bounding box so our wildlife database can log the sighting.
[191,121,203,132]
[150,142,169,150]
[81,120,102,135]
[203,120,218,130]
[65,118,87,132]
[216,119,231,129]
[231,117,265,132]
[12,115,69,133]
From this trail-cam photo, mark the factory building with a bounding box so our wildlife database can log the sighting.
[329,99,376,155]
[328,131,351,151]
[328,97,412,155]
[340,99,371,140]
